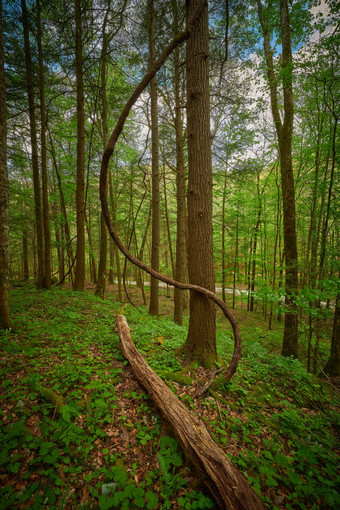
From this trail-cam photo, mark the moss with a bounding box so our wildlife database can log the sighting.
[160,370,194,386]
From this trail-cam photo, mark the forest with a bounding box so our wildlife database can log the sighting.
[0,0,339,508]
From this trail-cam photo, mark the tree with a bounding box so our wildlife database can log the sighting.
[172,0,188,326]
[0,0,11,329]
[73,0,85,291]
[37,0,51,289]
[180,0,217,367]
[323,278,340,377]
[148,0,160,316]
[257,0,299,357]
[21,0,45,289]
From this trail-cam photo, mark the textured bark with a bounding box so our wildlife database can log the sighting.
[172,0,187,326]
[148,0,160,316]
[21,0,44,289]
[37,0,51,290]
[257,0,298,357]
[73,0,85,291]
[100,0,241,383]
[0,0,11,329]
[117,315,265,510]
[184,0,216,367]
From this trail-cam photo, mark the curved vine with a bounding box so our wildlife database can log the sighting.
[99,0,241,383]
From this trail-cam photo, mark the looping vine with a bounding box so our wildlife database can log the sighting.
[99,0,241,383]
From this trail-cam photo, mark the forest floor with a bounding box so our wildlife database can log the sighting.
[0,282,339,510]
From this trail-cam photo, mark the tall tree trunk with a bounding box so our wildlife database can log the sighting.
[257,0,299,357]
[172,0,188,326]
[0,0,11,329]
[95,5,111,299]
[37,0,51,290]
[21,0,44,289]
[181,0,216,367]
[73,0,86,291]
[148,0,160,316]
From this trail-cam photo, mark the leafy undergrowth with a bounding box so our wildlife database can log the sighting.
[0,283,339,509]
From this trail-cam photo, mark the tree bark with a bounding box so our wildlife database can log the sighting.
[37,0,51,290]
[148,0,160,316]
[21,0,45,289]
[73,0,86,291]
[0,0,11,329]
[117,315,265,510]
[183,0,216,367]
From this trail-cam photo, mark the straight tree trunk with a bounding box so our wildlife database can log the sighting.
[109,171,122,302]
[0,0,11,329]
[37,0,51,290]
[221,163,228,303]
[21,0,44,289]
[232,204,239,309]
[172,0,188,326]
[148,0,160,316]
[95,6,111,299]
[22,230,29,280]
[48,131,74,279]
[73,0,86,291]
[323,276,340,377]
[250,175,262,312]
[257,0,299,357]
[181,0,216,367]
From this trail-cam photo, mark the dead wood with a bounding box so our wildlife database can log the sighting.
[117,315,265,510]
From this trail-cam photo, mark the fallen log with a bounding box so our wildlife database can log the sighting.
[117,315,265,510]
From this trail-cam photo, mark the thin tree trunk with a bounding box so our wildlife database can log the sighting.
[250,175,262,312]
[95,4,112,299]
[109,170,122,302]
[221,163,228,303]
[21,0,44,289]
[269,180,281,330]
[257,0,299,357]
[173,0,187,325]
[232,204,239,309]
[74,0,86,291]
[22,230,29,280]
[0,0,10,328]
[148,0,160,316]
[37,0,51,290]
[48,131,74,278]
[323,273,340,376]
[162,164,175,277]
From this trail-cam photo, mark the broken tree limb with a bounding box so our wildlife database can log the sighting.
[100,0,241,384]
[117,315,265,510]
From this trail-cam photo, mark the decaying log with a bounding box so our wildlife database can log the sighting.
[117,315,265,510]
